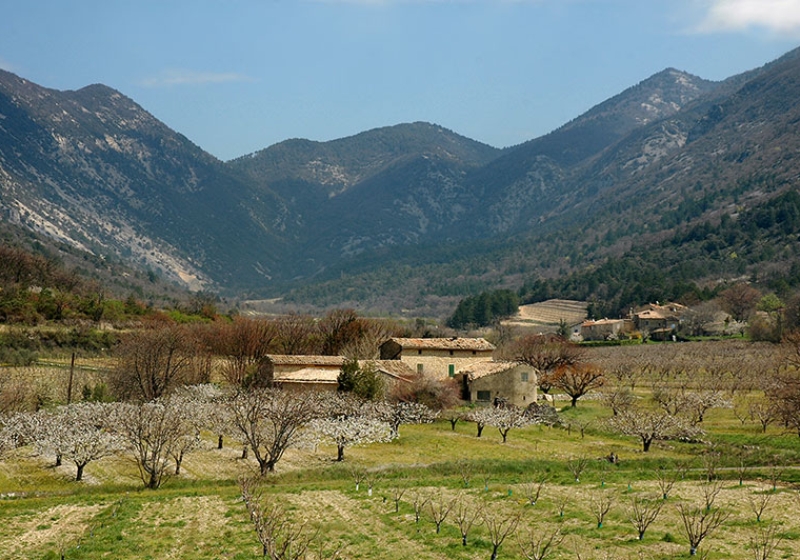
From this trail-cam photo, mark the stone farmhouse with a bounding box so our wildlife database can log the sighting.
[633,302,687,338]
[265,354,415,393]
[265,355,346,393]
[263,337,538,406]
[379,337,537,407]
[378,337,496,379]
[454,361,537,408]
[579,318,634,341]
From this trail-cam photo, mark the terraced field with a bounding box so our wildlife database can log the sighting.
[503,299,587,332]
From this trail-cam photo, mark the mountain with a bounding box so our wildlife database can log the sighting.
[229,123,501,270]
[2,47,800,317]
[0,70,287,289]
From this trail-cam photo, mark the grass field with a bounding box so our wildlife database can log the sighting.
[3,340,800,559]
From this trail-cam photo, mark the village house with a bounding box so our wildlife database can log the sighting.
[455,361,538,408]
[579,318,634,341]
[265,354,415,393]
[632,302,687,338]
[378,337,495,380]
[265,355,346,393]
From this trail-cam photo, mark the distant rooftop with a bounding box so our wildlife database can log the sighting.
[385,337,496,352]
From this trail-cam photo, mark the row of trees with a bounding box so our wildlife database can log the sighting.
[235,466,779,560]
[0,387,442,486]
[101,311,408,402]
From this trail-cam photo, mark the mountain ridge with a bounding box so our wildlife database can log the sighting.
[2,47,800,316]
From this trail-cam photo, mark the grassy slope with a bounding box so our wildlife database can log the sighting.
[2,395,800,560]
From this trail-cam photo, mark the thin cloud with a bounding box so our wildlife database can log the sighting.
[140,69,253,87]
[697,0,800,34]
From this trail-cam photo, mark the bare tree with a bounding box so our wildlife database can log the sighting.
[410,491,430,525]
[427,490,456,534]
[483,509,521,560]
[389,483,407,513]
[677,501,729,556]
[590,491,614,528]
[749,398,778,433]
[655,463,686,500]
[749,521,784,560]
[628,495,664,540]
[453,496,482,546]
[228,388,321,475]
[700,479,724,512]
[719,283,761,322]
[109,398,192,489]
[506,334,584,394]
[517,524,563,560]
[599,382,635,417]
[274,314,321,356]
[552,363,604,407]
[211,318,279,387]
[522,472,547,506]
[748,491,774,523]
[110,325,205,401]
[567,456,589,483]
[240,477,317,559]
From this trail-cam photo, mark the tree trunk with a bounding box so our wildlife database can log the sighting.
[337,445,345,462]
[175,451,184,475]
[55,454,62,467]
[477,424,484,438]
[643,438,652,452]
[218,434,224,449]
[242,446,248,459]
[76,463,85,482]
[462,535,467,546]
[500,429,509,443]
[571,396,578,407]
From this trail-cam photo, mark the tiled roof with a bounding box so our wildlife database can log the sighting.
[267,355,347,366]
[581,318,626,327]
[457,360,526,381]
[361,359,416,380]
[386,337,496,352]
[273,367,340,383]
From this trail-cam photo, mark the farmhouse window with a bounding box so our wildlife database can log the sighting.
[477,390,491,402]
[417,363,424,374]
[521,372,529,382]
[448,364,455,377]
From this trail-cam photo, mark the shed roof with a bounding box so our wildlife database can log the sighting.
[361,359,416,380]
[272,367,340,384]
[384,337,496,352]
[267,355,347,366]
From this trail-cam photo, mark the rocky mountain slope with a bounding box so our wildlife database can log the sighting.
[2,47,800,315]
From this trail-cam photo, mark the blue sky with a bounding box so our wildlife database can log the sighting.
[2,0,800,160]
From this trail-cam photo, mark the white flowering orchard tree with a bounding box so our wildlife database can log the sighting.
[370,401,438,438]
[309,415,394,462]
